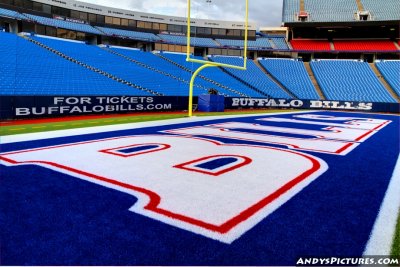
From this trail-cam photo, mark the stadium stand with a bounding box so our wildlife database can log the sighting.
[96,27,160,42]
[303,0,358,22]
[310,60,397,103]
[269,36,291,50]
[0,32,137,95]
[0,7,26,20]
[291,39,331,51]
[158,34,218,48]
[210,56,292,99]
[110,48,241,97]
[23,13,102,35]
[282,0,301,22]
[375,60,400,97]
[216,38,273,49]
[361,0,400,21]
[258,58,320,99]
[333,40,398,51]
[30,36,192,96]
[159,53,264,97]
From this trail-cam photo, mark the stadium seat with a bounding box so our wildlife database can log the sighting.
[333,40,398,51]
[24,13,102,35]
[97,27,160,42]
[375,60,400,97]
[269,37,290,50]
[31,36,214,96]
[161,53,263,97]
[158,34,218,47]
[361,0,400,21]
[159,53,264,97]
[111,48,242,97]
[291,39,332,51]
[282,0,301,22]
[310,60,397,103]
[210,56,292,99]
[216,38,273,49]
[0,32,137,96]
[259,58,320,99]
[0,7,26,20]
[303,0,358,22]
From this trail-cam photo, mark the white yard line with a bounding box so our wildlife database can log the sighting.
[0,110,312,144]
[363,154,400,256]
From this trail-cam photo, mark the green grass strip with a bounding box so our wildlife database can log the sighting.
[0,110,285,136]
[392,209,400,257]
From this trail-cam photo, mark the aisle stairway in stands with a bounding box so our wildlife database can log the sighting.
[259,59,321,100]
[356,0,365,11]
[304,62,326,99]
[300,0,305,11]
[253,60,296,98]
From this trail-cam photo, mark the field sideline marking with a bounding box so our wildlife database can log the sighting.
[0,110,312,144]
[363,154,400,256]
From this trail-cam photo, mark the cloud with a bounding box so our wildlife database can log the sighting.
[79,0,283,27]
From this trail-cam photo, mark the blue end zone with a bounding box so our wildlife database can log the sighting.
[1,111,399,265]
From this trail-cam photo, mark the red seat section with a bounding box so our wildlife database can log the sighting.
[333,40,398,51]
[290,40,332,51]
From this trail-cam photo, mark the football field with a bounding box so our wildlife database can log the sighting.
[1,110,399,265]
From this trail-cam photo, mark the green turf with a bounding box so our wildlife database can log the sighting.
[0,110,285,136]
[392,209,400,257]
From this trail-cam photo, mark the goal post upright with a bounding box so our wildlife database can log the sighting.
[186,0,249,117]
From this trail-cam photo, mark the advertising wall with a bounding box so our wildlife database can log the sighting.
[0,96,399,120]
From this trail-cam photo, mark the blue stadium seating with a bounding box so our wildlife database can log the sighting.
[361,0,400,21]
[259,58,320,99]
[32,35,225,96]
[31,36,198,96]
[310,60,396,103]
[0,7,26,20]
[159,53,265,97]
[304,0,358,22]
[111,48,237,96]
[210,56,292,99]
[97,27,160,42]
[269,37,290,50]
[158,34,218,47]
[216,38,273,49]
[282,0,301,22]
[0,32,136,95]
[24,13,102,35]
[283,0,362,23]
[375,60,400,97]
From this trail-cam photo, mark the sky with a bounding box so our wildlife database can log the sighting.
[78,0,284,28]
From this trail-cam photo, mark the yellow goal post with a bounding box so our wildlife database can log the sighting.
[186,0,249,116]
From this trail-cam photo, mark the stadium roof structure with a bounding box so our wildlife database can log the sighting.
[282,0,400,25]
